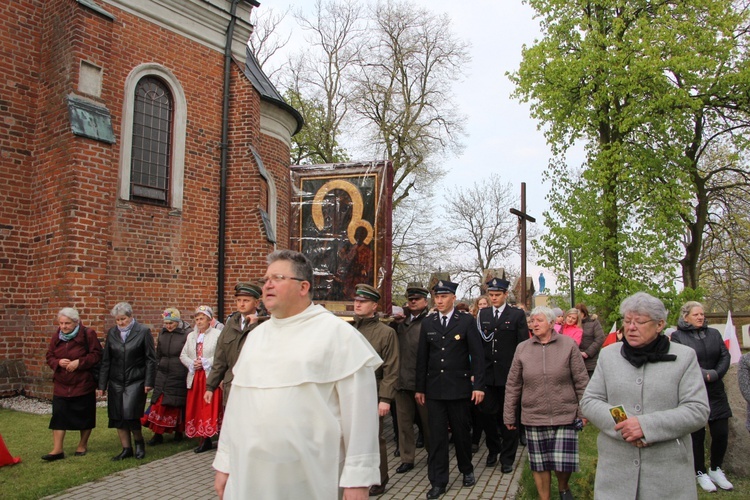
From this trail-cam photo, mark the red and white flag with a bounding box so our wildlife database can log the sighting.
[602,322,619,347]
[723,311,742,364]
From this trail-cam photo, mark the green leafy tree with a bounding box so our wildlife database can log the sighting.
[285,89,350,164]
[512,0,750,321]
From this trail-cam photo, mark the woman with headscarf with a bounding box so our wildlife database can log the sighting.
[503,306,589,500]
[670,301,734,492]
[181,305,223,453]
[98,302,156,461]
[581,292,709,499]
[43,307,102,460]
[143,307,189,445]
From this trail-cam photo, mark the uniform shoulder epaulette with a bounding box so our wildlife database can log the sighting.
[225,311,239,323]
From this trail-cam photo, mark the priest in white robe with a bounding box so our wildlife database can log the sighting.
[213,249,382,500]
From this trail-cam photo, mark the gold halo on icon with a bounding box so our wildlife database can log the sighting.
[312,180,373,244]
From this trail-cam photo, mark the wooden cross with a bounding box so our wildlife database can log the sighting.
[510,182,536,309]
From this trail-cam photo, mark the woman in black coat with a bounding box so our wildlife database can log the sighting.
[143,307,189,445]
[670,301,733,492]
[97,302,156,461]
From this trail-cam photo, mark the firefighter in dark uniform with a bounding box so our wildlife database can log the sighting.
[416,280,485,499]
[204,282,262,406]
[477,277,528,473]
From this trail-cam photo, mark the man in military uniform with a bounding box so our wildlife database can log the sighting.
[416,280,485,499]
[204,282,262,406]
[477,277,528,473]
[392,283,431,474]
[352,284,400,497]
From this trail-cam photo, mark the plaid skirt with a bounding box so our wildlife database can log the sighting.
[525,425,579,472]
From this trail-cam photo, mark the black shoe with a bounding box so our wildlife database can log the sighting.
[519,433,527,446]
[471,443,479,454]
[463,472,475,487]
[195,438,213,453]
[394,448,400,457]
[74,450,87,456]
[147,433,163,446]
[173,432,183,443]
[134,440,146,459]
[369,478,387,496]
[416,432,424,448]
[486,453,498,467]
[41,452,65,461]
[111,448,133,461]
[396,463,414,473]
[426,485,446,499]
[501,464,513,474]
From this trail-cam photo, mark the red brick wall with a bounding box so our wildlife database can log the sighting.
[0,0,293,397]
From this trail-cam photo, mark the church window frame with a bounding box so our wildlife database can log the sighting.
[119,64,187,210]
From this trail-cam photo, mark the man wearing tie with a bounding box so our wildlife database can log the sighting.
[477,277,528,473]
[204,282,262,406]
[416,280,485,499]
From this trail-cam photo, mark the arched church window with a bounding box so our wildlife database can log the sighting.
[130,77,173,204]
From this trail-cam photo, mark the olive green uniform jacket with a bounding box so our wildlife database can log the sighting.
[354,315,399,403]
[206,312,259,406]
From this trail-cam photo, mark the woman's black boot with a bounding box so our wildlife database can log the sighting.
[194,438,213,453]
[147,433,163,446]
[134,440,146,459]
[111,447,133,461]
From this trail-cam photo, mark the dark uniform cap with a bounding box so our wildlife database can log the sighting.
[354,283,381,302]
[432,280,458,295]
[405,282,429,299]
[486,277,510,292]
[235,282,262,299]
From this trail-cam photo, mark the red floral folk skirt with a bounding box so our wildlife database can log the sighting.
[143,394,184,434]
[184,370,223,438]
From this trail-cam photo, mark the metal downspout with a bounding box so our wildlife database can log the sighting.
[218,0,240,318]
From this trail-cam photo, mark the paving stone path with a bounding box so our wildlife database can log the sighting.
[46,417,525,500]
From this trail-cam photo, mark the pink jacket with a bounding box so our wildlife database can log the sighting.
[560,324,583,346]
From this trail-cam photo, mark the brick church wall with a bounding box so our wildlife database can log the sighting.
[0,0,294,397]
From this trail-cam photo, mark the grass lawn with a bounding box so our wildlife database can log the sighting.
[0,407,195,500]
[515,425,749,499]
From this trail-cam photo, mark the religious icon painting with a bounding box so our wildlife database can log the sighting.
[290,162,393,314]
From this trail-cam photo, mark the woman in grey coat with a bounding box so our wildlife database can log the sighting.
[581,292,709,500]
[98,302,157,461]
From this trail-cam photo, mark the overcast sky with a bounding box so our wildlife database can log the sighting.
[265,0,580,294]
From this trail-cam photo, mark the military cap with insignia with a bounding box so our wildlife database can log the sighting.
[405,282,430,299]
[354,283,381,302]
[486,277,510,292]
[432,280,458,295]
[235,282,262,299]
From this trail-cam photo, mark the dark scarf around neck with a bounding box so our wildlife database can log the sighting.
[620,333,676,368]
